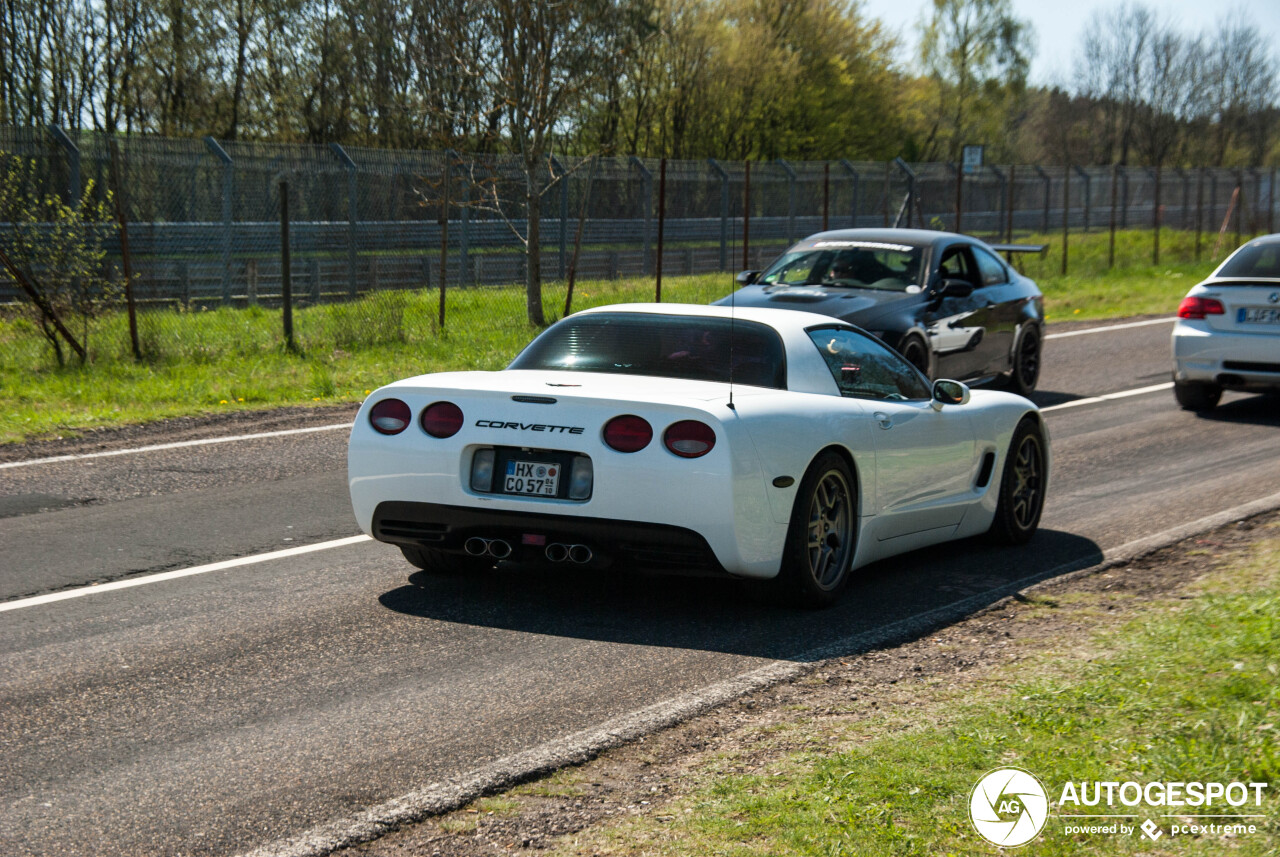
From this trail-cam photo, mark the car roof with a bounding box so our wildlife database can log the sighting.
[787,227,979,251]
[573,302,852,334]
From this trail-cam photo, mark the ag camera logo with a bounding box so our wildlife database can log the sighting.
[969,767,1049,847]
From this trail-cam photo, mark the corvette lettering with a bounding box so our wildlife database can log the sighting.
[475,420,585,434]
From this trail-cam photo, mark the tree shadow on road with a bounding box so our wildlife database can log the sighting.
[378,528,1102,661]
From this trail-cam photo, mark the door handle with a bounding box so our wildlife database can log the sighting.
[873,411,893,430]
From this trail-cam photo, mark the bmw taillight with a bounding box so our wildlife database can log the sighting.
[602,415,652,452]
[663,420,716,458]
[1177,296,1225,319]
[369,399,412,435]
[421,401,464,438]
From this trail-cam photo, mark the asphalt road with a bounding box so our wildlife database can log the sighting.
[2,316,1278,856]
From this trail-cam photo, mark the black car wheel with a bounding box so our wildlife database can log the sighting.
[400,544,493,573]
[777,451,857,607]
[988,418,1046,545]
[898,334,932,380]
[1006,326,1041,397]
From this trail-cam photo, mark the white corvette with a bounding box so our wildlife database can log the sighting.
[348,304,1049,606]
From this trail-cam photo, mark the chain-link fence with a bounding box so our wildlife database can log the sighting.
[2,125,1277,371]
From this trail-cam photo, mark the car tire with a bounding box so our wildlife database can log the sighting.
[897,334,933,380]
[987,418,1047,545]
[1173,379,1222,412]
[776,451,858,608]
[400,544,493,574]
[1005,325,1042,397]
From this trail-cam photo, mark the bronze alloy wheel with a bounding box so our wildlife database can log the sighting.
[806,468,854,590]
[988,418,1046,545]
[1009,431,1043,531]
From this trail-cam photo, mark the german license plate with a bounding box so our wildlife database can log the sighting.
[1238,306,1280,325]
[504,460,559,496]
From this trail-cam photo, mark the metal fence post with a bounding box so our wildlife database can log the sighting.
[776,159,796,242]
[204,136,234,302]
[1074,166,1091,232]
[893,158,915,228]
[1195,168,1205,261]
[279,176,294,351]
[1108,164,1119,269]
[655,157,666,301]
[708,159,729,270]
[550,156,568,280]
[1120,167,1130,228]
[950,161,963,233]
[630,157,653,275]
[839,160,859,228]
[1033,165,1051,233]
[988,165,1006,238]
[48,126,81,206]
[329,143,359,299]
[1062,165,1070,275]
[1152,166,1161,265]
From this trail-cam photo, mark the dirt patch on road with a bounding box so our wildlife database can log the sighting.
[338,511,1277,857]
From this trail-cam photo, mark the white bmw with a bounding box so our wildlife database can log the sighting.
[348,304,1049,606]
[1173,234,1280,411]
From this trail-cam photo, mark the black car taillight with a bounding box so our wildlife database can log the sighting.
[663,420,716,458]
[421,401,464,438]
[602,415,652,452]
[369,399,412,435]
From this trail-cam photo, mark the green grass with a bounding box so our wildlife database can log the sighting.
[563,529,1280,857]
[0,228,1255,443]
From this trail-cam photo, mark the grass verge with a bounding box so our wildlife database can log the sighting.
[542,523,1280,857]
[0,228,1249,443]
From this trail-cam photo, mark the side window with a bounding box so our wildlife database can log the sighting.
[937,246,978,286]
[973,247,1009,287]
[807,328,932,401]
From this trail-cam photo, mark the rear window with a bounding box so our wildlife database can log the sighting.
[508,313,786,389]
[1218,242,1280,279]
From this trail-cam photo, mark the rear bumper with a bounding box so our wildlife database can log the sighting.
[372,500,732,577]
[1172,321,1280,391]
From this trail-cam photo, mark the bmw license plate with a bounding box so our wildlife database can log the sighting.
[504,460,559,496]
[1238,306,1280,325]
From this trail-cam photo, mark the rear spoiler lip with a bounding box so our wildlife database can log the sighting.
[989,243,1049,255]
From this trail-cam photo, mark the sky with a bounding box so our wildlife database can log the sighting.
[856,0,1280,88]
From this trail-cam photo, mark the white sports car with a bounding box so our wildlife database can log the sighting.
[348,304,1049,606]
[1172,234,1280,411]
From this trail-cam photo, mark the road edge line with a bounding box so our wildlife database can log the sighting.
[0,535,371,613]
[235,490,1280,857]
[1044,317,1175,340]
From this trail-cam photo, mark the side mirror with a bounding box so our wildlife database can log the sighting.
[937,278,974,299]
[736,270,761,286]
[932,379,970,409]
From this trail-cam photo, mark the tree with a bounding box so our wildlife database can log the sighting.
[917,0,1032,161]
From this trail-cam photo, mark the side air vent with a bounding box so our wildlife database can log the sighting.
[975,452,996,489]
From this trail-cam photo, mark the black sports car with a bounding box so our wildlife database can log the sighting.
[715,228,1046,396]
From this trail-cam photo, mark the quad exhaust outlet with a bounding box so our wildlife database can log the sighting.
[464,537,512,559]
[544,543,593,564]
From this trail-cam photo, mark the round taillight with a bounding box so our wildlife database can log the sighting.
[602,415,652,452]
[664,420,716,458]
[421,401,464,438]
[369,399,411,435]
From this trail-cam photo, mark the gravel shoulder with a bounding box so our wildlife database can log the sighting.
[336,510,1279,857]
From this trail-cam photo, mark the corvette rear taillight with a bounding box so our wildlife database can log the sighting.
[663,420,716,458]
[602,415,652,452]
[369,399,412,435]
[421,401,464,438]
[1177,296,1225,319]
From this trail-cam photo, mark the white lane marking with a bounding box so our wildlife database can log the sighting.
[1045,317,1175,340]
[0,422,352,471]
[0,534,371,613]
[1041,382,1174,413]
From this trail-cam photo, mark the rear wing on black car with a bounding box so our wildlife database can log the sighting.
[989,243,1048,269]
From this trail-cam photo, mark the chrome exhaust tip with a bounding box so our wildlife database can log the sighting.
[464,537,490,556]
[568,544,593,564]
[488,539,512,560]
[545,543,569,563]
